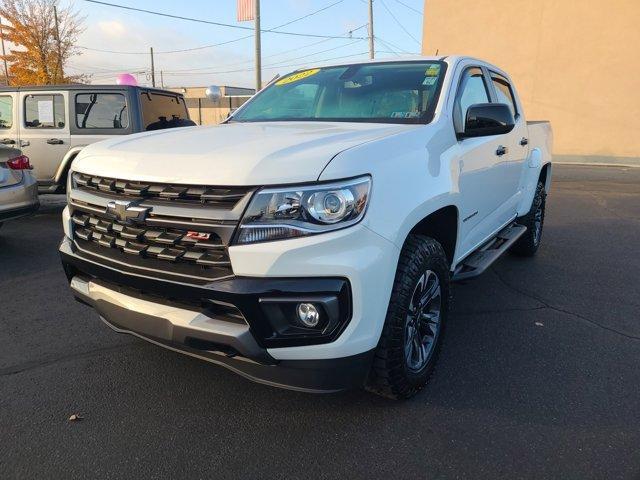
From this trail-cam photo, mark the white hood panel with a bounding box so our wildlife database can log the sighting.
[72,122,414,186]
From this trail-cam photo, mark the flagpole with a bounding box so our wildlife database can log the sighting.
[254,0,261,92]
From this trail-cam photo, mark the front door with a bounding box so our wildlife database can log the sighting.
[18,91,70,182]
[453,66,510,257]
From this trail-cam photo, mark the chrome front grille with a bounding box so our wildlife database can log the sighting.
[72,211,229,267]
[69,173,256,283]
[72,172,253,207]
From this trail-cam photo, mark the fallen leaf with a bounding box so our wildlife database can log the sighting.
[68,414,83,422]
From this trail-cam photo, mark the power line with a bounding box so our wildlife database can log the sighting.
[81,0,364,41]
[160,52,370,76]
[379,0,421,45]
[392,0,423,15]
[158,25,368,73]
[375,35,417,54]
[162,38,365,74]
[80,0,352,55]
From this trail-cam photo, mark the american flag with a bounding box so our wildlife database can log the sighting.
[237,0,255,22]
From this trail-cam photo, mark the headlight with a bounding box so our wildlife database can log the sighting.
[236,176,371,245]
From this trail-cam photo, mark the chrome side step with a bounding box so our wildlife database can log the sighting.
[452,223,527,281]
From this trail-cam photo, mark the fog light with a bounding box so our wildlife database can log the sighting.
[297,303,320,327]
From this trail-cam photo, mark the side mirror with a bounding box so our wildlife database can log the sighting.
[461,103,515,139]
[205,85,222,102]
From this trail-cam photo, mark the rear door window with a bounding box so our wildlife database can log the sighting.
[75,93,129,129]
[139,92,193,131]
[0,95,13,129]
[24,94,65,128]
[490,72,518,117]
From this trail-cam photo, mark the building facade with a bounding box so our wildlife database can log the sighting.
[422,0,640,161]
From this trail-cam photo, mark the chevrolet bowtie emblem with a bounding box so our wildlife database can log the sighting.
[106,200,150,224]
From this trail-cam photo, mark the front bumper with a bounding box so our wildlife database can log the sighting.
[60,237,376,392]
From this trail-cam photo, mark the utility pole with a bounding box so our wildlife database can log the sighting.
[254,0,262,92]
[160,70,164,88]
[150,47,156,87]
[0,17,9,86]
[368,0,374,59]
[53,5,63,83]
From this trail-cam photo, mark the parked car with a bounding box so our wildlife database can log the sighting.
[0,85,195,194]
[0,147,38,229]
[59,56,552,398]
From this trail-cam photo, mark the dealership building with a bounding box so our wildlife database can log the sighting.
[422,0,639,164]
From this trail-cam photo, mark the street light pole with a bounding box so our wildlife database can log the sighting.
[254,0,262,92]
[368,0,374,59]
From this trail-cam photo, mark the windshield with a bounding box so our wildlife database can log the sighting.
[232,61,446,124]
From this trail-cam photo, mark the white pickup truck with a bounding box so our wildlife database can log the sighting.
[59,56,552,399]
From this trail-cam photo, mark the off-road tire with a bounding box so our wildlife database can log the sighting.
[511,181,546,257]
[366,235,450,399]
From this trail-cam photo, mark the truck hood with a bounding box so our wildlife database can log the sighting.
[73,121,415,185]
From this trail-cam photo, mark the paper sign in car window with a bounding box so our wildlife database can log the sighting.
[276,68,320,86]
[425,65,440,77]
[38,100,54,124]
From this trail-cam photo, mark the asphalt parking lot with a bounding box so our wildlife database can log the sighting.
[1,165,639,479]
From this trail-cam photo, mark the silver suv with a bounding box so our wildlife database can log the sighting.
[0,85,195,194]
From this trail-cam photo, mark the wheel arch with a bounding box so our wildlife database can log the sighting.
[406,205,459,267]
[539,162,552,192]
[53,146,85,189]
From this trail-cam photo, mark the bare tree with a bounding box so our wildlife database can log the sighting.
[0,0,86,85]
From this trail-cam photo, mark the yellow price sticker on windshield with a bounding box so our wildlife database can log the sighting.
[276,68,320,85]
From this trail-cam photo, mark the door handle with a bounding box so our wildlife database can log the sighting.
[47,138,64,145]
[520,137,529,146]
[19,140,30,147]
[0,138,15,145]
[495,145,508,156]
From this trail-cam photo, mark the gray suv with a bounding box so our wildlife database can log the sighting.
[0,85,195,194]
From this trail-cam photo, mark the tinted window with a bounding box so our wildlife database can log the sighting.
[490,72,517,117]
[24,94,65,129]
[76,93,129,129]
[233,61,446,124]
[140,92,193,131]
[454,67,489,133]
[0,96,13,129]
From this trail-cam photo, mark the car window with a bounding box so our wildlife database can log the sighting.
[453,67,490,134]
[490,72,518,117]
[24,94,65,129]
[0,95,13,129]
[140,92,193,131]
[76,93,129,129]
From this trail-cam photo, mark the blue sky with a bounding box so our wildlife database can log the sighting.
[60,0,424,88]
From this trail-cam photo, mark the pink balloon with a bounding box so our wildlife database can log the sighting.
[116,73,138,86]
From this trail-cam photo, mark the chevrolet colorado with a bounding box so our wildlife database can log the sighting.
[59,56,552,399]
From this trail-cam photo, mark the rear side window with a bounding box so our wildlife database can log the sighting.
[76,93,129,129]
[453,67,490,133]
[139,92,193,131]
[24,94,65,129]
[0,95,13,129]
[490,72,518,117]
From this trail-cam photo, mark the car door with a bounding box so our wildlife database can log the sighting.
[487,69,529,218]
[453,66,512,257]
[18,91,70,183]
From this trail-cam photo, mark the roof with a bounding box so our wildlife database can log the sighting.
[0,84,182,95]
